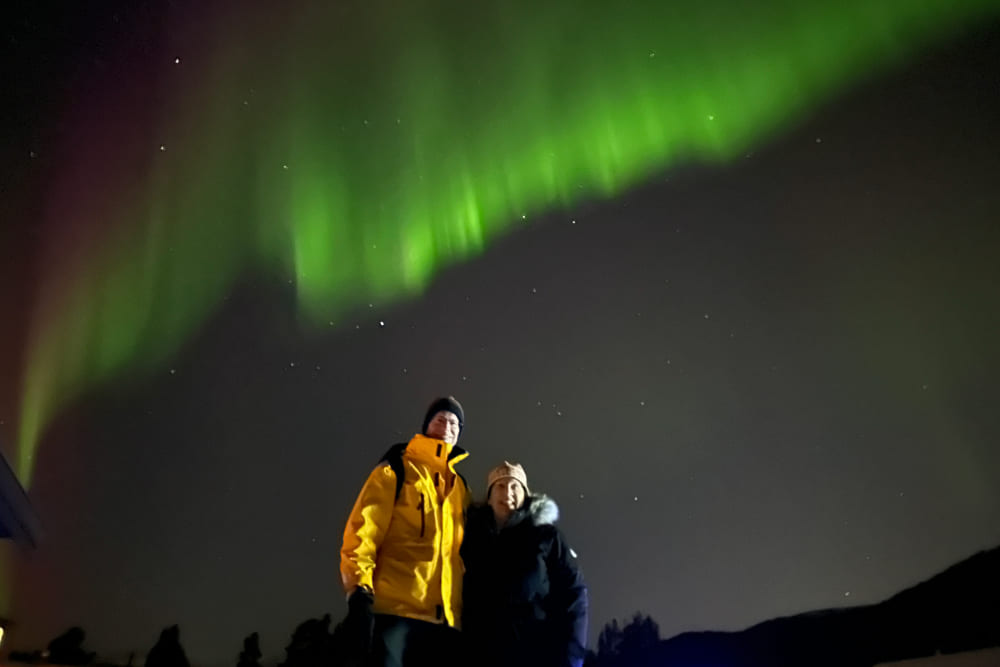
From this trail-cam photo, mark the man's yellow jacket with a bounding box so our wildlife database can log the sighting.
[341,434,471,627]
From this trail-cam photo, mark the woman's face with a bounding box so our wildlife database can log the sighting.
[488,477,526,523]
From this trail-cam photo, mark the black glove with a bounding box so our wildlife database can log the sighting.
[344,588,375,659]
[348,587,374,614]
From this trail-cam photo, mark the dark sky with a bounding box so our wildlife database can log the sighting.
[3,3,1000,666]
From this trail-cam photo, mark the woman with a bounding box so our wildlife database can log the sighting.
[461,462,588,667]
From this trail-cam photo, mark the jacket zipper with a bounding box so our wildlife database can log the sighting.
[418,493,426,537]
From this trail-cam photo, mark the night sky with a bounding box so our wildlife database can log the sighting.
[3,1,1000,665]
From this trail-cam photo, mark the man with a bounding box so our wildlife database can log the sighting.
[341,396,471,667]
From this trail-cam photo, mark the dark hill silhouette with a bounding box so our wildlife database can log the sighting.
[639,545,1000,667]
[588,547,1000,667]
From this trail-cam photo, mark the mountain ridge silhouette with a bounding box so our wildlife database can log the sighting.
[639,544,1000,667]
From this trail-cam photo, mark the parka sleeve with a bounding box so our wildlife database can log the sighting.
[547,529,589,667]
[340,464,397,593]
[459,505,491,631]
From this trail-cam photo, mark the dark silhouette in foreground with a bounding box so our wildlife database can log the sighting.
[236,632,262,667]
[587,545,1000,667]
[6,545,998,667]
[47,627,96,666]
[143,625,189,667]
[278,614,337,667]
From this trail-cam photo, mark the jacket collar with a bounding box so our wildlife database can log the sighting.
[406,433,469,471]
[479,494,560,531]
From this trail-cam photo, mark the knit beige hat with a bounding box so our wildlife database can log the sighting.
[486,461,530,496]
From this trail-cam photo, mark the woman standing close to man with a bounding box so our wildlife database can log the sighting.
[461,461,589,667]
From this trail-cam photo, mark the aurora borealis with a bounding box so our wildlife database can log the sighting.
[4,0,1000,662]
[13,0,1000,481]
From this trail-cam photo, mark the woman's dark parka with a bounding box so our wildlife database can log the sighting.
[461,494,588,667]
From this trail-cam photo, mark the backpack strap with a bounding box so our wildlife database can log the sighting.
[377,443,408,501]
[378,442,470,502]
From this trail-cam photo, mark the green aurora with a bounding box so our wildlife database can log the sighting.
[16,0,1000,480]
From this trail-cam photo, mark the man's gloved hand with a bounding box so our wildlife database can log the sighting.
[344,587,375,659]
[348,587,374,614]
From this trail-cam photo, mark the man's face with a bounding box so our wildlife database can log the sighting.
[425,410,461,444]
[488,477,526,521]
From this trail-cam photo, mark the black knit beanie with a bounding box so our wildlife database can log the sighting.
[422,396,465,434]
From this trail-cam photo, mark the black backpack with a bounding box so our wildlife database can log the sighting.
[378,443,410,501]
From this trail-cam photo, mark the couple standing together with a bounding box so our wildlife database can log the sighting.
[340,396,588,667]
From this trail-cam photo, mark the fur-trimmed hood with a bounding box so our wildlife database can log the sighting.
[501,493,559,529]
[525,493,559,526]
[467,493,561,529]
